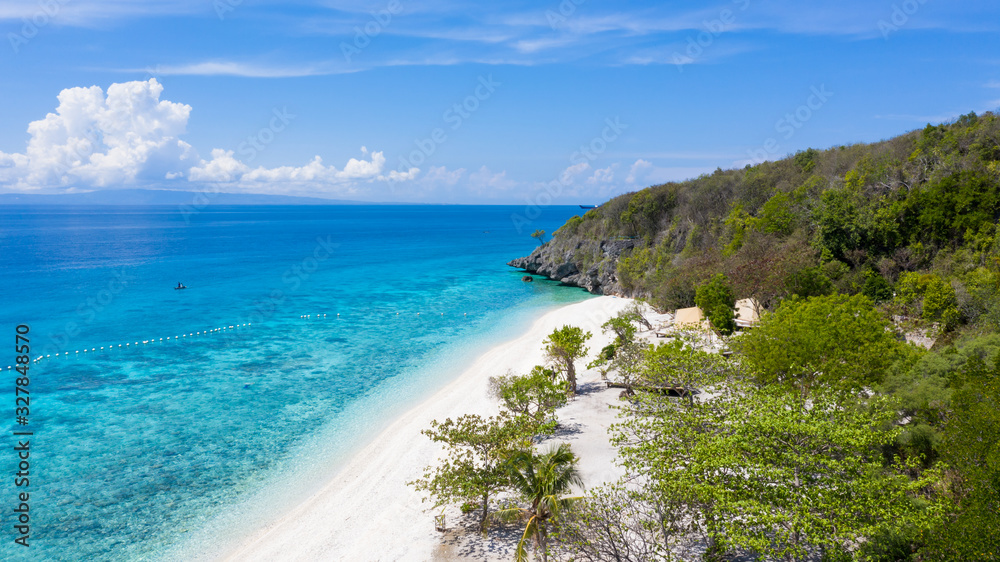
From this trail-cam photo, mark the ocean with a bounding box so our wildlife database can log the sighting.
[0,205,590,561]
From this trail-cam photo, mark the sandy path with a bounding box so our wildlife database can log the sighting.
[219,296,632,562]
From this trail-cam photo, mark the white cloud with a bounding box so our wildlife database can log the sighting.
[423,165,465,185]
[626,159,653,184]
[138,61,335,78]
[0,79,407,197]
[0,78,196,190]
[559,162,590,185]
[188,149,249,182]
[468,166,516,193]
[587,164,618,184]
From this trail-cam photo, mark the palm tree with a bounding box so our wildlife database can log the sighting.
[495,443,584,562]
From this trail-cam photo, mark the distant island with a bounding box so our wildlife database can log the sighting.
[0,188,374,206]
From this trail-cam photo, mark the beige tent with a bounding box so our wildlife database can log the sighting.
[734,298,761,328]
[674,306,710,331]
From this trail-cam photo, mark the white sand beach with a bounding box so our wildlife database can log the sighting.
[220,295,635,562]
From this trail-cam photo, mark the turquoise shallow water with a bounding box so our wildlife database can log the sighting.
[0,205,590,561]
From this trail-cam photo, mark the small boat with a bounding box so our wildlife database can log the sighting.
[579,205,597,209]
[175,282,187,290]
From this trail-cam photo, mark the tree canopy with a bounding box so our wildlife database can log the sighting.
[733,293,907,395]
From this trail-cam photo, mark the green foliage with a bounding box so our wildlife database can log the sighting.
[862,269,893,303]
[494,443,583,562]
[489,367,568,421]
[616,246,653,291]
[602,314,637,346]
[543,325,592,394]
[608,339,649,392]
[555,215,584,237]
[554,485,679,561]
[733,294,904,395]
[922,276,960,327]
[794,148,819,173]
[896,272,961,328]
[531,229,547,244]
[786,265,834,298]
[925,355,1000,558]
[642,339,735,393]
[410,412,549,534]
[694,273,736,335]
[758,192,796,235]
[613,382,941,561]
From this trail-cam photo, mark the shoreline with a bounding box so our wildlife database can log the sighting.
[217,295,633,561]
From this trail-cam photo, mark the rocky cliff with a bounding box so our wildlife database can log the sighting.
[507,238,637,296]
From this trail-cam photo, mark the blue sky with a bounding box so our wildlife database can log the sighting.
[1,0,998,203]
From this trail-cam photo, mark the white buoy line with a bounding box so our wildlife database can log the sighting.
[302,311,471,319]
[9,311,478,370]
[8,323,254,370]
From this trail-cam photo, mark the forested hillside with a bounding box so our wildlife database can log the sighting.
[506,111,1000,559]
[514,111,1000,334]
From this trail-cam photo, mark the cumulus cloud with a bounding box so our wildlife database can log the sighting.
[587,164,618,184]
[0,79,196,190]
[468,166,516,194]
[423,165,466,186]
[626,159,653,184]
[0,79,413,196]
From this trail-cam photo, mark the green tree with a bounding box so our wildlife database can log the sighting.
[543,325,592,394]
[862,269,893,304]
[925,355,1000,558]
[602,313,638,346]
[921,275,960,328]
[586,344,617,381]
[785,265,833,298]
[554,485,677,562]
[614,383,941,561]
[495,443,584,562]
[733,294,905,396]
[410,412,545,534]
[489,367,567,421]
[609,339,650,393]
[531,230,547,244]
[642,339,734,401]
[694,273,736,335]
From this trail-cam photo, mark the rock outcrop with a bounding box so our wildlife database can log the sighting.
[508,238,636,295]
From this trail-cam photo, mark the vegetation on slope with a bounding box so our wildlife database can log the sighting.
[538,111,1000,333]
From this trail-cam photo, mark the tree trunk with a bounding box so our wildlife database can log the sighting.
[480,491,489,535]
[539,526,548,562]
[566,359,577,394]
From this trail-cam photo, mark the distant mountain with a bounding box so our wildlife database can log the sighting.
[0,189,373,206]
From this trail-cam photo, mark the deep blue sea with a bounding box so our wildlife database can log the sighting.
[0,205,590,561]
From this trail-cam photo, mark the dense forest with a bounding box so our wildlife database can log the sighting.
[534,111,1000,330]
[491,112,1000,560]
